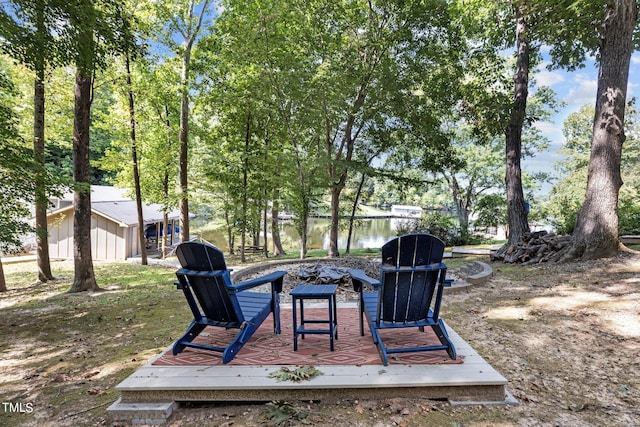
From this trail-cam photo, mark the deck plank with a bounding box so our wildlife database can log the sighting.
[115,312,508,405]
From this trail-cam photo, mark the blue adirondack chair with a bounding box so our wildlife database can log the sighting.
[172,241,287,364]
[349,233,457,365]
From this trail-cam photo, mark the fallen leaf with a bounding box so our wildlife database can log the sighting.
[568,402,586,412]
[53,374,72,383]
[84,371,100,379]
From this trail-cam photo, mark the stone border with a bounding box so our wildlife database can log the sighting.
[457,261,494,285]
[445,261,493,294]
[230,257,367,281]
[231,257,494,295]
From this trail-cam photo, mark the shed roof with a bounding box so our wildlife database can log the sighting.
[58,185,131,202]
[48,201,180,227]
[93,201,180,226]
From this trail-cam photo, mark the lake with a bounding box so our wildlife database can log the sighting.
[199,218,407,252]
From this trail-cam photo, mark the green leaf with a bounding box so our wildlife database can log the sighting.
[268,365,323,383]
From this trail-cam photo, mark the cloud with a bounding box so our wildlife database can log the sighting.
[534,121,564,152]
[564,75,597,107]
[628,81,638,99]
[534,121,560,135]
[632,54,640,65]
[535,69,565,87]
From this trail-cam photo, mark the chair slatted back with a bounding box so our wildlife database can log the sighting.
[176,242,243,325]
[379,234,446,323]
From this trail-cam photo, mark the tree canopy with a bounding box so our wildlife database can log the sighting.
[0,0,639,271]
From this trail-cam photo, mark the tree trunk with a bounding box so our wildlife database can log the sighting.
[328,186,342,257]
[69,70,99,293]
[225,209,234,255]
[162,214,168,259]
[328,117,361,258]
[299,211,309,259]
[495,8,530,259]
[0,258,6,292]
[178,48,191,243]
[239,113,251,263]
[289,133,313,259]
[271,195,286,256]
[126,53,147,265]
[444,172,472,242]
[562,0,637,261]
[346,172,367,254]
[327,122,358,258]
[177,0,210,243]
[163,105,171,258]
[34,70,54,282]
[262,194,269,258]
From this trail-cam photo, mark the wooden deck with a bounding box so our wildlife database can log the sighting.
[108,303,510,424]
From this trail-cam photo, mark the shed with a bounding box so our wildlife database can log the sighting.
[47,200,180,261]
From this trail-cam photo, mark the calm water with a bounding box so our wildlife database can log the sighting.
[200,218,402,252]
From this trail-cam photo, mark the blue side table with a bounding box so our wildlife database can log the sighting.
[290,284,338,352]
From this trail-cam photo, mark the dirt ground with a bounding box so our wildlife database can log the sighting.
[165,251,640,426]
[1,251,639,426]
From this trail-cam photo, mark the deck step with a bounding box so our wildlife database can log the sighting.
[107,398,177,425]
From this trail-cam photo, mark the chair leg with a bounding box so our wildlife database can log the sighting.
[172,321,207,355]
[272,293,281,335]
[432,320,457,360]
[359,300,365,336]
[369,320,379,344]
[371,328,388,366]
[222,324,256,364]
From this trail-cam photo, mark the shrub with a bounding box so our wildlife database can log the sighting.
[394,212,464,246]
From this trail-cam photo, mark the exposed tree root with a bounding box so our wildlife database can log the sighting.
[492,230,627,264]
[492,231,572,264]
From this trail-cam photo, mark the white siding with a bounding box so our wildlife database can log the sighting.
[91,214,127,260]
[48,212,74,259]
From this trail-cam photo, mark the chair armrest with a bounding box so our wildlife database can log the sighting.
[348,269,381,292]
[175,268,227,290]
[232,270,287,293]
[177,268,227,278]
[380,263,447,273]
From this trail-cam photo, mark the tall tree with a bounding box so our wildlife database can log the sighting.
[521,0,640,260]
[454,0,554,256]
[124,50,148,265]
[0,63,37,292]
[560,1,638,260]
[499,2,531,254]
[550,102,640,238]
[0,0,65,282]
[322,0,458,257]
[146,0,212,243]
[206,0,326,258]
[177,0,210,243]
[32,1,55,282]
[66,0,134,292]
[97,58,182,258]
[69,1,100,292]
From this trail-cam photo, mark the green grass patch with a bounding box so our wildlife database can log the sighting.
[0,260,183,426]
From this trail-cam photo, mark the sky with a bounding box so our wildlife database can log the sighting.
[525,51,640,197]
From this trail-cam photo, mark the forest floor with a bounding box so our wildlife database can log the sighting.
[0,250,639,426]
